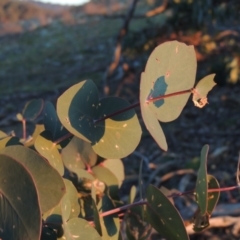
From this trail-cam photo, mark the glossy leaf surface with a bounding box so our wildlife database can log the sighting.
[0,154,41,240]
[140,41,196,150]
[146,185,189,240]
[57,80,141,158]
[0,145,65,213]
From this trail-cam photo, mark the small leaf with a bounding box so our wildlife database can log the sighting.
[0,145,66,213]
[22,99,44,121]
[0,154,41,240]
[102,159,124,187]
[195,145,209,215]
[16,113,23,121]
[92,165,119,199]
[35,130,64,176]
[146,185,189,240]
[206,175,220,215]
[62,136,97,170]
[192,74,216,108]
[192,174,220,232]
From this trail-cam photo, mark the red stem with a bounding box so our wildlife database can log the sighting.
[22,119,26,140]
[94,88,192,124]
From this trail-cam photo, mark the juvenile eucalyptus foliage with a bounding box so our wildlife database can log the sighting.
[0,41,223,240]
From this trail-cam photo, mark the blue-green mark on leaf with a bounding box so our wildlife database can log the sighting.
[148,76,168,108]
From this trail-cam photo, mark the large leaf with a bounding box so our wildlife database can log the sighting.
[0,154,41,240]
[140,41,196,150]
[195,145,209,215]
[146,185,189,240]
[22,99,44,121]
[62,136,97,170]
[35,130,64,175]
[57,80,142,159]
[0,145,66,213]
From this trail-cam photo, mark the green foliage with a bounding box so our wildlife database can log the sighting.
[140,41,196,151]
[0,40,229,240]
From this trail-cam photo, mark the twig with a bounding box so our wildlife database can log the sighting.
[103,0,139,95]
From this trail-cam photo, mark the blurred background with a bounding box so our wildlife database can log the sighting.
[1,0,240,239]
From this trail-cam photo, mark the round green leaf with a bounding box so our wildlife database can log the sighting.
[140,41,196,150]
[146,185,189,240]
[195,145,209,215]
[57,80,142,159]
[92,97,141,158]
[22,99,44,121]
[102,159,124,187]
[57,80,99,143]
[35,130,64,176]
[0,145,66,213]
[62,136,97,170]
[0,154,41,240]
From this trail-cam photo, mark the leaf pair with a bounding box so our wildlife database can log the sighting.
[193,145,220,232]
[140,41,216,151]
[57,80,142,159]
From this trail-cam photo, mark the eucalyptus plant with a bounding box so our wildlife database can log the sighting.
[0,41,237,240]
